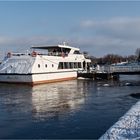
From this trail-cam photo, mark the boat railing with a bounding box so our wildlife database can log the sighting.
[47,52,68,57]
[100,64,140,73]
[12,53,28,56]
[5,51,69,58]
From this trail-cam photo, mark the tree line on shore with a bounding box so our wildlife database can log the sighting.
[85,48,140,65]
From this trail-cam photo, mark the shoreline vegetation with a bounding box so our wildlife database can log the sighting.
[85,48,140,65]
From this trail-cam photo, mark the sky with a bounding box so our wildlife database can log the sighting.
[0,1,140,59]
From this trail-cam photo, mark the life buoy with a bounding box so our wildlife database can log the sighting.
[31,51,37,57]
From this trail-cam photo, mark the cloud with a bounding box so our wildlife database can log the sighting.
[80,17,140,39]
[0,34,138,58]
[80,20,97,28]
[0,36,71,53]
[1,17,140,58]
[76,17,140,56]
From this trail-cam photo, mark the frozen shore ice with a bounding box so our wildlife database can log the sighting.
[100,101,140,140]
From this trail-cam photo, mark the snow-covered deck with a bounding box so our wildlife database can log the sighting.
[100,101,140,140]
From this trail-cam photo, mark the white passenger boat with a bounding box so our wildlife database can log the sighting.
[0,43,91,85]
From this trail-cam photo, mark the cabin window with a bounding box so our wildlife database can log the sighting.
[74,62,78,68]
[78,62,82,68]
[58,62,81,69]
[64,62,69,69]
[87,62,91,71]
[74,50,80,54]
[58,62,63,69]
[69,62,73,69]
[52,64,54,67]
[38,64,40,68]
[62,48,71,55]
[45,64,47,68]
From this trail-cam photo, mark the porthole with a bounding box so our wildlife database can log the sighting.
[38,64,40,68]
[45,64,47,68]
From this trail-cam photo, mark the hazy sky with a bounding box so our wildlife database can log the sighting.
[0,1,140,58]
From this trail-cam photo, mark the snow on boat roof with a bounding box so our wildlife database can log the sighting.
[31,44,80,51]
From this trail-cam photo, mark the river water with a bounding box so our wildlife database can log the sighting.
[0,75,139,139]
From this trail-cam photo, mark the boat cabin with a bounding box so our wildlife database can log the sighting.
[31,44,81,57]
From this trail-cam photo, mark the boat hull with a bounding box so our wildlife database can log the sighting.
[0,71,77,85]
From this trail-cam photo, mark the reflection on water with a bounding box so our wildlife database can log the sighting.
[0,84,32,113]
[31,80,87,120]
[0,80,90,121]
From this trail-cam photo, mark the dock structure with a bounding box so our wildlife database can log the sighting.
[104,64,140,75]
[99,101,140,140]
[77,71,119,80]
[77,63,140,80]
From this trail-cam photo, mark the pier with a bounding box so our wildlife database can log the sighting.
[77,71,119,80]
[104,64,140,75]
[77,62,140,80]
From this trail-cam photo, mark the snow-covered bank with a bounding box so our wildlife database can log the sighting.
[100,101,140,140]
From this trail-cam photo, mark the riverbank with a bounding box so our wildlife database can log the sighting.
[100,100,140,139]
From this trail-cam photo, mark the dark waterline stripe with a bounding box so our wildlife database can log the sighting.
[0,70,77,75]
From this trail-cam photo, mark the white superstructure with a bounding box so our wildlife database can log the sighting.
[0,43,91,85]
